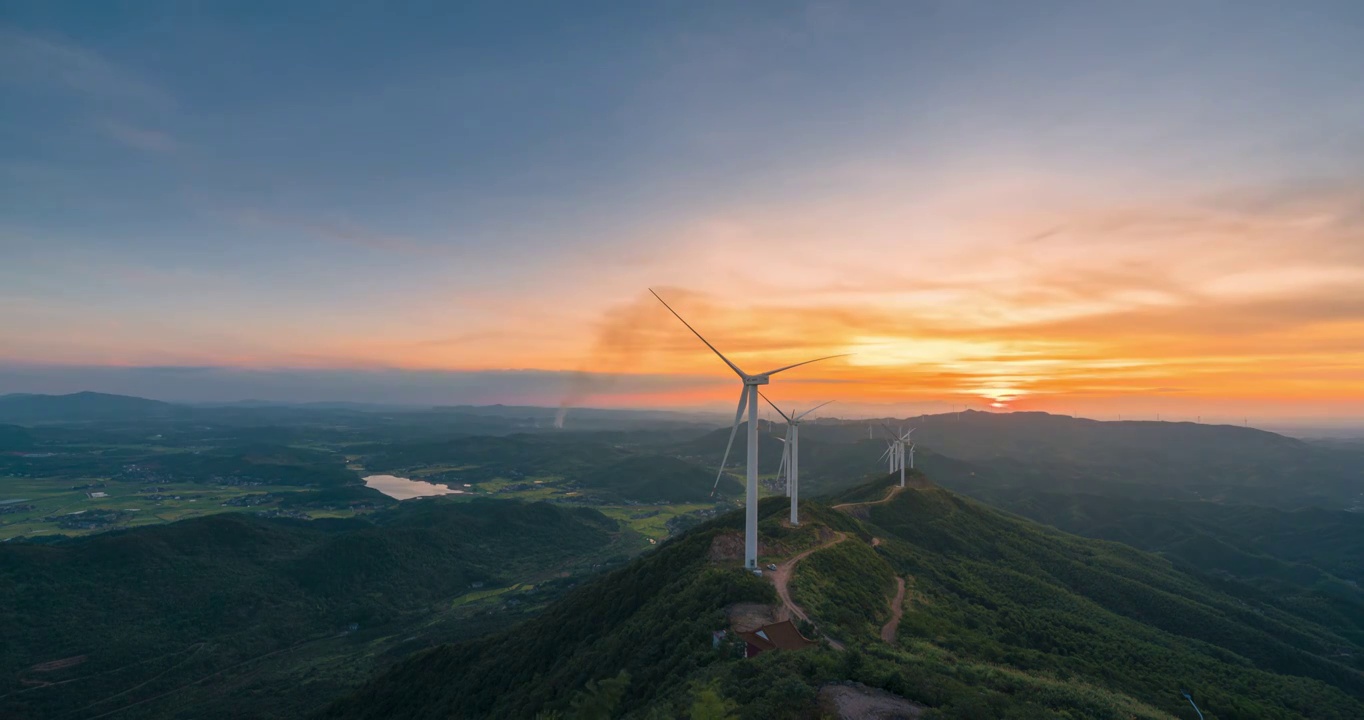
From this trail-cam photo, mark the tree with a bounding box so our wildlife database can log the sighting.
[570,670,631,720]
[689,681,738,720]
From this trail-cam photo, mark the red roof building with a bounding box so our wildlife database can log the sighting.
[735,619,814,658]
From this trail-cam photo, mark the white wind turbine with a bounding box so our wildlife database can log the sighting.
[895,427,916,486]
[879,425,915,486]
[761,393,832,526]
[650,289,846,571]
[880,439,898,474]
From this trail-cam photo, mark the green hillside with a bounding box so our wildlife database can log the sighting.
[986,491,1364,646]
[324,480,1364,719]
[0,499,626,720]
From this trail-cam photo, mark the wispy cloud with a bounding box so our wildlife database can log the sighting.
[97,120,181,153]
[0,27,172,108]
[1,27,178,154]
[233,209,436,255]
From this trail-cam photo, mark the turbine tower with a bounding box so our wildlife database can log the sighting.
[650,289,845,571]
[761,393,832,526]
[896,427,915,485]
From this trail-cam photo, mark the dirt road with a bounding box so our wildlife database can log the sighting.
[836,486,910,646]
[831,483,906,514]
[880,577,906,644]
[770,532,847,650]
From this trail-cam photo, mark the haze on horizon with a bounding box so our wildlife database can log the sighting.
[3,1,1362,424]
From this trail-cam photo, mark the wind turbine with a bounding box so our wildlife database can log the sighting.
[880,425,914,487]
[896,427,915,485]
[761,393,831,526]
[650,289,845,571]
[879,439,898,473]
[774,420,796,499]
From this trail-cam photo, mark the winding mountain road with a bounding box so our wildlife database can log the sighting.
[761,482,914,649]
[769,532,847,650]
[834,483,912,646]
[831,483,907,513]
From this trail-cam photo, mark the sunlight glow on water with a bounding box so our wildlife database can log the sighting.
[363,474,464,500]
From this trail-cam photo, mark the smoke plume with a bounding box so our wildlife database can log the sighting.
[554,292,671,428]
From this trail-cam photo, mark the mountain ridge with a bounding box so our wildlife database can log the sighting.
[324,477,1364,719]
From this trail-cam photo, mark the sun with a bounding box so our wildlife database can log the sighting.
[990,401,1008,409]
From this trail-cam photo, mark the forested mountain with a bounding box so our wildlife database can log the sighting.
[0,499,628,720]
[325,479,1364,719]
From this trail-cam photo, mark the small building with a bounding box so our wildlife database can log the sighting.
[86,491,109,499]
[735,620,814,658]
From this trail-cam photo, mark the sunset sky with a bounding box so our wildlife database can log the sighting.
[3,1,1362,422]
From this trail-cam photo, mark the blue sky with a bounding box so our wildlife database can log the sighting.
[2,1,1362,418]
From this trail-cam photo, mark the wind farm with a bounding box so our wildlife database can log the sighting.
[648,289,846,570]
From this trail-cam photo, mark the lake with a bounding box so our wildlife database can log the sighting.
[363,474,465,500]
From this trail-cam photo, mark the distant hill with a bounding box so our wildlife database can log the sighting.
[357,435,634,479]
[0,498,624,720]
[0,423,33,450]
[326,480,1364,719]
[136,444,363,487]
[672,425,977,497]
[0,391,176,423]
[674,424,793,474]
[804,411,1364,509]
[570,454,741,502]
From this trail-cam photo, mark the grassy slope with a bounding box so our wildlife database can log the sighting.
[991,490,1364,646]
[864,484,1364,718]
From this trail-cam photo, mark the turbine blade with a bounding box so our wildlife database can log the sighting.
[712,386,749,494]
[757,391,794,422]
[793,400,834,420]
[649,289,746,378]
[760,353,850,377]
